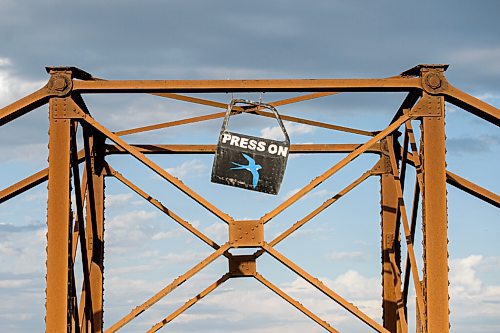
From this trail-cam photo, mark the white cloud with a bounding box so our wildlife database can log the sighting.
[151,230,177,240]
[203,222,227,242]
[106,193,134,207]
[473,92,500,102]
[0,58,11,66]
[157,251,212,264]
[451,47,500,74]
[311,189,332,197]
[105,210,159,251]
[327,251,365,261]
[282,188,300,201]
[105,275,167,302]
[0,58,45,104]
[328,270,380,301]
[164,159,208,179]
[281,187,330,202]
[105,100,201,134]
[448,255,500,330]
[0,227,46,274]
[0,143,47,163]
[450,254,483,296]
[21,190,47,202]
[0,279,32,288]
[260,122,315,141]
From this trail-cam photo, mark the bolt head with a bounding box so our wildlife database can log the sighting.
[426,73,442,89]
[53,77,67,91]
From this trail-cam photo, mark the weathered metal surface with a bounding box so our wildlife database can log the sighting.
[77,105,234,224]
[260,113,411,224]
[254,272,340,333]
[0,65,498,333]
[446,170,500,208]
[105,244,230,333]
[421,98,450,333]
[0,87,50,126]
[83,126,106,333]
[211,99,290,194]
[386,137,426,327]
[229,220,264,248]
[148,274,231,333]
[71,76,423,93]
[381,149,403,332]
[263,243,391,333]
[45,97,72,333]
[70,123,94,333]
[105,143,382,154]
[229,255,257,277]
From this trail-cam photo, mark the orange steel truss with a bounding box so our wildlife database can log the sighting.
[1,64,499,333]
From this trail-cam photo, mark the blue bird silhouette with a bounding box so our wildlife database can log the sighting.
[230,153,262,189]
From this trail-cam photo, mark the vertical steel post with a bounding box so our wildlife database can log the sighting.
[85,128,106,333]
[421,95,449,333]
[46,97,72,333]
[380,141,401,333]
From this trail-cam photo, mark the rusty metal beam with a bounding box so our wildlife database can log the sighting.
[261,113,411,224]
[270,92,338,106]
[120,91,359,138]
[70,123,94,333]
[118,91,337,137]
[73,77,422,94]
[115,111,225,136]
[45,97,72,333]
[2,66,499,333]
[147,273,231,333]
[81,123,106,333]
[421,98,449,333]
[0,142,381,205]
[105,243,230,332]
[116,109,372,138]
[70,269,80,333]
[381,151,401,332]
[152,93,228,109]
[0,150,85,204]
[0,86,50,126]
[105,143,382,154]
[254,109,374,136]
[69,172,81,333]
[107,165,224,252]
[0,168,48,204]
[153,91,337,110]
[262,243,390,333]
[402,174,421,315]
[446,170,500,208]
[405,121,424,191]
[0,143,381,204]
[253,169,373,261]
[73,169,88,333]
[386,137,426,326]
[74,103,234,224]
[388,251,408,333]
[254,272,339,333]
[445,85,500,126]
[401,120,424,316]
[389,91,421,125]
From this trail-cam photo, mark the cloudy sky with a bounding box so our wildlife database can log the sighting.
[0,1,499,332]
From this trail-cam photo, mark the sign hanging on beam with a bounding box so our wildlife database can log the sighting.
[211,99,290,195]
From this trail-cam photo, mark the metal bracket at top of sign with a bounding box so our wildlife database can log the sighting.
[221,99,290,145]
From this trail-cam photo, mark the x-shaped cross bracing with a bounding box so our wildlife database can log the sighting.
[59,95,412,333]
[1,65,499,333]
